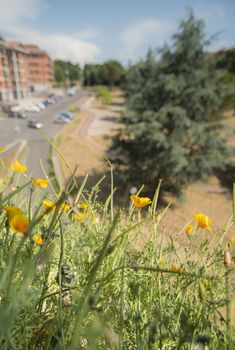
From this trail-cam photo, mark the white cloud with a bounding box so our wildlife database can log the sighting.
[119,18,175,62]
[0,0,101,65]
[7,27,100,65]
[0,0,45,26]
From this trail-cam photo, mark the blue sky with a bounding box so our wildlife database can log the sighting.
[0,0,234,65]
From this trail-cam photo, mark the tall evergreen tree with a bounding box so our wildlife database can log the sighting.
[110,12,234,195]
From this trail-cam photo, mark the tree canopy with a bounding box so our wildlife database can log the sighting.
[110,12,234,196]
[54,60,81,83]
[83,60,125,88]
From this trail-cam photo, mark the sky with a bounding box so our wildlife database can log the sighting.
[0,0,234,66]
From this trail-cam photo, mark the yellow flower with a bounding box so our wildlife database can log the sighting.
[170,265,183,273]
[4,206,29,234]
[186,224,194,235]
[33,234,43,246]
[0,146,5,153]
[159,258,167,264]
[32,178,49,188]
[72,212,84,222]
[9,214,29,233]
[10,160,28,173]
[60,203,70,212]
[4,206,24,220]
[130,195,152,208]
[230,237,235,244]
[78,203,89,210]
[194,213,212,233]
[43,200,56,211]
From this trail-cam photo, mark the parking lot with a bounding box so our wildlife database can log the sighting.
[0,90,83,177]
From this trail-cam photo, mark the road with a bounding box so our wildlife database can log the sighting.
[0,91,83,177]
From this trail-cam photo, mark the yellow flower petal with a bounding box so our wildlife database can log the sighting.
[72,212,84,222]
[4,206,24,220]
[60,203,70,212]
[32,178,49,188]
[130,195,152,208]
[43,200,56,211]
[194,213,212,232]
[0,146,5,153]
[186,224,194,235]
[170,265,183,273]
[33,234,43,246]
[9,214,29,233]
[10,160,28,173]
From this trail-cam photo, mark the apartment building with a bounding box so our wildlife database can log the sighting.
[25,44,54,91]
[0,36,54,103]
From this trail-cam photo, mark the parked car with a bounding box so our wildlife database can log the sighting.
[28,119,43,129]
[25,105,40,112]
[38,103,46,110]
[54,114,71,124]
[67,88,75,96]
[9,111,27,119]
[42,100,50,107]
[60,111,74,120]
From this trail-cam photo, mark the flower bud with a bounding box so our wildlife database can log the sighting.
[224,249,232,266]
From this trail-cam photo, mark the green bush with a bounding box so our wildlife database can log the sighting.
[96,86,113,104]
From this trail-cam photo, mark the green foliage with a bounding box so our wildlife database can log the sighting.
[54,60,81,83]
[215,49,235,110]
[110,12,234,196]
[96,86,113,104]
[0,171,234,349]
[54,64,65,83]
[83,60,125,88]
[215,48,235,74]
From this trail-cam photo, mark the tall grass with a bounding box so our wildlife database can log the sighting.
[0,163,234,349]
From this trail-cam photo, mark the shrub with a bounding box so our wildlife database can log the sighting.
[96,86,113,104]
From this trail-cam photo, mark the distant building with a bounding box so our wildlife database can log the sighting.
[0,36,54,103]
[25,44,54,92]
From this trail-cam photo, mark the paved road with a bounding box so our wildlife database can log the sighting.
[0,91,83,177]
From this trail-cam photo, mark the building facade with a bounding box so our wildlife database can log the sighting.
[0,36,54,103]
[25,45,54,92]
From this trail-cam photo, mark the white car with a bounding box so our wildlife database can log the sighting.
[38,103,46,110]
[25,105,40,112]
[54,114,71,124]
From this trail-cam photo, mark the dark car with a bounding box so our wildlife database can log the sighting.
[42,100,50,107]
[9,111,27,119]
[28,119,43,129]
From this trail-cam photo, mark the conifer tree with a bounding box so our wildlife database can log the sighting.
[110,12,234,195]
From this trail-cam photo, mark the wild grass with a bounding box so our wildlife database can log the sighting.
[0,162,234,349]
